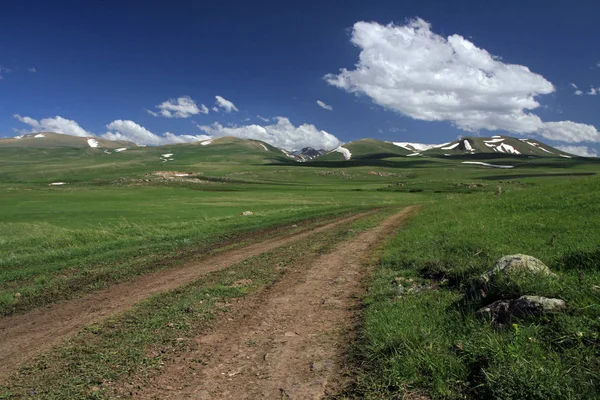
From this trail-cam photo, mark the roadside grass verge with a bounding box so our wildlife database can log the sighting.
[0,208,396,399]
[346,177,600,399]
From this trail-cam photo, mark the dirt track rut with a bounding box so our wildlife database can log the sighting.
[0,211,376,382]
[130,206,418,399]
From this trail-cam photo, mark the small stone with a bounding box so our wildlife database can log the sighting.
[310,359,334,372]
[321,298,343,306]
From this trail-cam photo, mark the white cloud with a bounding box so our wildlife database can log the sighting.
[197,117,341,150]
[215,96,238,113]
[555,145,598,157]
[149,96,208,118]
[588,87,598,96]
[103,120,210,145]
[570,83,578,89]
[539,121,600,143]
[14,114,92,137]
[256,115,270,122]
[28,67,37,73]
[326,18,599,143]
[575,90,584,96]
[316,100,333,111]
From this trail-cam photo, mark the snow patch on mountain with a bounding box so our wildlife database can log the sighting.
[441,142,460,150]
[392,142,447,151]
[496,143,520,154]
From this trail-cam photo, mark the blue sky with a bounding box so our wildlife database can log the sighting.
[1,0,599,154]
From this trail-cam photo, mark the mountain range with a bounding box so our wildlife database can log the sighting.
[0,132,581,161]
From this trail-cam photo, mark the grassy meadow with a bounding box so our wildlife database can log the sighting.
[1,138,600,398]
[349,176,600,399]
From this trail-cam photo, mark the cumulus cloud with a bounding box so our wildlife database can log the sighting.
[575,90,584,96]
[326,18,599,143]
[539,121,600,143]
[14,114,92,137]
[148,96,208,118]
[588,87,598,96]
[215,96,238,113]
[103,120,210,145]
[316,100,333,111]
[197,117,341,150]
[555,145,598,157]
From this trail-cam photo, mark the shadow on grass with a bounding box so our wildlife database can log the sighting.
[479,172,596,180]
[263,153,600,170]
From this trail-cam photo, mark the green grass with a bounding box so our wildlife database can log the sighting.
[0,209,395,399]
[348,177,600,399]
[1,182,414,315]
[3,141,600,399]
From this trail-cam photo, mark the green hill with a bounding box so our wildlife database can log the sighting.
[422,135,575,158]
[0,132,137,149]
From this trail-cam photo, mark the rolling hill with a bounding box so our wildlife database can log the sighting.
[0,132,583,168]
[416,136,574,158]
[1,132,137,149]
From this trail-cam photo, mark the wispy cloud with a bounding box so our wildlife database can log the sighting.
[28,67,37,73]
[316,100,333,111]
[0,65,12,79]
[214,96,238,113]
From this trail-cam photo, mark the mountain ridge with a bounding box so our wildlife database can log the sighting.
[0,131,585,159]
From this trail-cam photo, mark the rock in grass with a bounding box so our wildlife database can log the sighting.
[469,254,556,299]
[241,211,253,216]
[509,295,566,317]
[477,295,566,324]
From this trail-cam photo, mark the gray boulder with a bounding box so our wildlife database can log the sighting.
[477,295,566,324]
[469,254,556,298]
[509,295,566,318]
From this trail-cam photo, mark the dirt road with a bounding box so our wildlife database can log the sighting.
[0,211,377,382]
[129,207,418,399]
